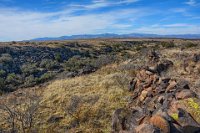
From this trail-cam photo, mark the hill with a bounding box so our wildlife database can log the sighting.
[31,33,200,41]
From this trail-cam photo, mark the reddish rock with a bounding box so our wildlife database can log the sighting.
[135,123,160,133]
[166,80,177,92]
[149,115,170,133]
[176,89,195,100]
[139,90,148,101]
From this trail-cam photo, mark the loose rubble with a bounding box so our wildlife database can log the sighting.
[112,51,200,133]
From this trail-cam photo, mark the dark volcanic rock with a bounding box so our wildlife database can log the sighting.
[111,56,200,133]
[47,115,64,123]
[135,123,160,133]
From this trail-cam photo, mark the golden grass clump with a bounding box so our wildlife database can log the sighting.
[36,65,132,132]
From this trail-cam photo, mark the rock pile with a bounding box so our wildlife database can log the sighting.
[112,52,200,133]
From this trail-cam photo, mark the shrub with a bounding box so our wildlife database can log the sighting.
[184,42,198,48]
[12,41,17,44]
[94,55,116,68]
[64,57,92,72]
[0,78,5,91]
[161,42,175,48]
[21,63,39,76]
[0,70,6,77]
[40,59,59,70]
[0,54,13,63]
[55,53,62,62]
[24,75,36,87]
[6,73,17,83]
[37,73,54,83]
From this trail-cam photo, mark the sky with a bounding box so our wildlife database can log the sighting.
[0,0,200,41]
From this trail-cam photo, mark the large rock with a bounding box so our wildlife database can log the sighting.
[112,108,146,132]
[176,108,200,133]
[149,115,170,133]
[176,89,195,100]
[135,123,160,133]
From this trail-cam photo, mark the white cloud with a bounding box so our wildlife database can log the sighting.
[0,7,144,41]
[70,0,140,9]
[134,24,200,35]
[163,23,193,27]
[185,0,197,6]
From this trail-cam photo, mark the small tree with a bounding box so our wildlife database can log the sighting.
[0,91,41,132]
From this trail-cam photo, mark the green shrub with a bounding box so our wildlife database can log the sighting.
[24,75,36,87]
[0,70,6,77]
[64,57,92,72]
[6,73,20,85]
[37,73,54,83]
[161,42,175,48]
[0,78,5,91]
[93,55,116,68]
[184,42,198,48]
[55,53,62,62]
[135,46,142,51]
[0,54,13,63]
[40,59,59,70]
[21,63,39,76]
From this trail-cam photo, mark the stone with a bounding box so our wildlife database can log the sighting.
[47,115,63,123]
[155,60,173,74]
[157,95,165,104]
[135,123,160,133]
[112,108,143,132]
[139,90,148,101]
[170,123,184,133]
[177,108,200,133]
[176,89,195,100]
[166,80,177,92]
[176,79,190,90]
[193,54,200,62]
[146,70,154,75]
[149,115,170,133]
[129,78,137,92]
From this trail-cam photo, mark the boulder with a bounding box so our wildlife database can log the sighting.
[149,115,170,133]
[155,60,173,74]
[135,123,160,133]
[112,108,146,132]
[176,80,190,90]
[177,108,200,133]
[192,54,200,62]
[166,80,177,92]
[176,89,195,100]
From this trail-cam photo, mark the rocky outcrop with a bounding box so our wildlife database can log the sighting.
[112,52,200,133]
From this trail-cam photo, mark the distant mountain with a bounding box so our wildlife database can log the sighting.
[31,33,200,41]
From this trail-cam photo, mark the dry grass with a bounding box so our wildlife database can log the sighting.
[30,65,132,132]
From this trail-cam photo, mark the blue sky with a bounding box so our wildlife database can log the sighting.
[0,0,200,41]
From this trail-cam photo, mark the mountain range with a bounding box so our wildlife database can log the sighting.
[31,33,200,41]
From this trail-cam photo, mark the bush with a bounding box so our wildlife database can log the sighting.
[184,42,198,48]
[94,55,116,68]
[161,42,175,48]
[6,73,21,86]
[0,70,6,77]
[55,53,62,62]
[0,54,13,63]
[0,78,5,91]
[37,73,54,83]
[64,57,92,72]
[24,75,36,87]
[21,63,39,76]
[40,59,59,70]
